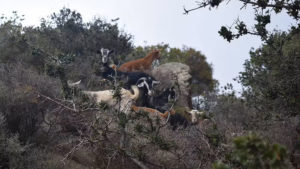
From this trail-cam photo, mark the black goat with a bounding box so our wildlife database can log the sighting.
[169,113,189,130]
[134,86,175,110]
[135,86,190,130]
[149,87,176,112]
[151,88,192,130]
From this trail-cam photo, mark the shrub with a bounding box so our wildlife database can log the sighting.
[213,134,288,169]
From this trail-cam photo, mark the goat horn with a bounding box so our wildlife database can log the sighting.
[152,81,160,85]
[67,80,81,87]
[137,77,147,82]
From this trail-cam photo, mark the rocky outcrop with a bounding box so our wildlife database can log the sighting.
[151,62,192,108]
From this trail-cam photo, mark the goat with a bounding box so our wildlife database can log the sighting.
[97,48,160,96]
[135,86,176,115]
[132,86,203,129]
[131,105,175,118]
[148,87,176,112]
[118,50,161,72]
[167,109,204,130]
[83,84,145,115]
[188,109,205,124]
[131,105,195,130]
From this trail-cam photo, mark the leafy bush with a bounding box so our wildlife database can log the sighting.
[239,30,300,116]
[0,112,28,169]
[213,134,288,169]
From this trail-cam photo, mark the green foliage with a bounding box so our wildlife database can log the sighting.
[205,124,223,147]
[213,134,287,169]
[218,26,234,42]
[0,112,29,169]
[239,30,300,116]
[150,135,175,151]
[232,134,287,169]
[185,0,300,42]
[0,12,30,64]
[0,7,133,75]
[118,111,129,128]
[254,14,271,39]
[212,161,230,169]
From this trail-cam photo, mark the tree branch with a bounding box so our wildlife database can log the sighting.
[239,0,290,9]
[36,91,77,112]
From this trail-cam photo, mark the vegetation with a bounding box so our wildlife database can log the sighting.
[0,5,299,169]
[184,1,300,168]
[213,134,288,169]
[184,0,300,42]
[239,31,300,117]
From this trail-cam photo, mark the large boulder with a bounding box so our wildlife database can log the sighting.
[151,62,192,108]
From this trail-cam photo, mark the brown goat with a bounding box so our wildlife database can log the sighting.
[131,105,175,118]
[118,50,161,72]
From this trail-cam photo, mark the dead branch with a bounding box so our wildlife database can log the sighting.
[61,139,88,165]
[36,91,77,112]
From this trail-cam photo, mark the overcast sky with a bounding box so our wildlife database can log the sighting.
[1,0,295,93]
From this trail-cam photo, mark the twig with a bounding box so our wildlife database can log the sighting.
[183,2,209,14]
[80,107,100,112]
[61,139,88,165]
[130,157,150,169]
[36,91,77,112]
[106,151,118,169]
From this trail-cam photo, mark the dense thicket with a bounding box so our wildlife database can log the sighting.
[239,31,300,117]
[0,6,299,169]
[0,8,135,168]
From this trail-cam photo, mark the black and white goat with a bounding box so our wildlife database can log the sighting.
[97,48,160,96]
[135,86,176,112]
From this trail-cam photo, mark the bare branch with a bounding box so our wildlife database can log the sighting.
[239,0,290,9]
[130,158,150,169]
[183,1,210,14]
[36,91,77,112]
[61,139,88,165]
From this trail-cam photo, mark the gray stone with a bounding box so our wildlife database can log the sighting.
[151,62,192,108]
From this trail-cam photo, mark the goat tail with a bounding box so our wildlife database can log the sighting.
[130,85,140,100]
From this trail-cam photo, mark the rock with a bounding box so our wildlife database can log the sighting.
[151,62,192,108]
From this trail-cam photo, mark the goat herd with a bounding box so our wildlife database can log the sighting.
[71,48,204,130]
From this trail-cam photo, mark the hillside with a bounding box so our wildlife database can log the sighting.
[0,8,299,169]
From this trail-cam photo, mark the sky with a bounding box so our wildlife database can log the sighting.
[1,0,296,93]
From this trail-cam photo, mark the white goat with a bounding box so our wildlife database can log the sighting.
[83,85,143,115]
[188,109,205,124]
